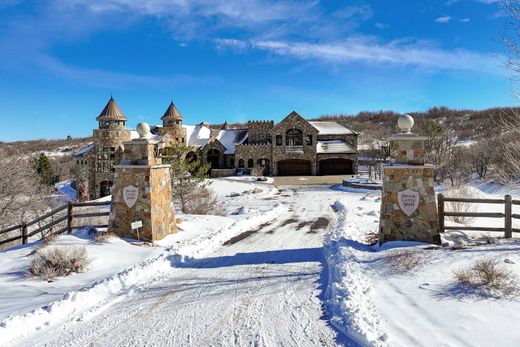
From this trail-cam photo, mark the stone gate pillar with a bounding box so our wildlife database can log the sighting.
[379,115,439,244]
[108,122,176,241]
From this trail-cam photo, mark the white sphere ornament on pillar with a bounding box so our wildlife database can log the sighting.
[136,122,151,139]
[398,114,414,134]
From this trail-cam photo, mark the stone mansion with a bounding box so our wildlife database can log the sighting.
[74,97,359,199]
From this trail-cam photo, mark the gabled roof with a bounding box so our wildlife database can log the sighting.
[161,102,183,121]
[309,121,357,135]
[96,97,128,121]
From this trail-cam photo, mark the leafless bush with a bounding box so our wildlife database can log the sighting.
[31,245,89,281]
[183,186,226,216]
[251,165,264,177]
[386,250,425,272]
[453,258,517,297]
[446,187,477,225]
[42,234,58,246]
[93,232,119,243]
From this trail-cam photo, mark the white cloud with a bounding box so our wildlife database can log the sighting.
[435,16,452,23]
[374,22,389,29]
[460,18,471,22]
[216,37,502,74]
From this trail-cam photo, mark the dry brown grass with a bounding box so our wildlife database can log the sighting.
[453,258,518,296]
[386,250,425,272]
[42,234,58,246]
[30,245,89,281]
[92,232,119,243]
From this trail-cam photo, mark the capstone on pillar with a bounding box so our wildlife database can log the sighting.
[108,122,176,242]
[379,115,440,245]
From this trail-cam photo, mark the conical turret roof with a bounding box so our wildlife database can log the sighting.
[96,97,127,121]
[161,101,183,121]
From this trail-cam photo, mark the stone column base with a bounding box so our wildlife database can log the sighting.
[108,165,176,242]
[379,165,439,244]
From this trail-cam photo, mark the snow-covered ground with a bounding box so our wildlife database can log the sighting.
[325,183,520,346]
[2,176,520,346]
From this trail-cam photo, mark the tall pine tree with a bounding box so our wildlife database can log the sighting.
[32,153,57,186]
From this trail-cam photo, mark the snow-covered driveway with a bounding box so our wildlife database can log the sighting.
[21,187,345,347]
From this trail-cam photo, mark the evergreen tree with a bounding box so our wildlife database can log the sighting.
[32,153,57,186]
[161,144,210,212]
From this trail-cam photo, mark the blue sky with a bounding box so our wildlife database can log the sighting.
[0,0,515,141]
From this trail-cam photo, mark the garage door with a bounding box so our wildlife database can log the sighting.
[319,159,353,175]
[277,159,312,176]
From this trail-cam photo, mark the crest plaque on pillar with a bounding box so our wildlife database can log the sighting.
[398,189,419,216]
[123,185,139,208]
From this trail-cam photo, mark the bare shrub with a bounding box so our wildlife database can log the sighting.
[446,187,477,225]
[453,258,517,297]
[31,245,89,281]
[42,234,57,246]
[93,232,119,243]
[386,250,425,272]
[251,165,264,177]
[183,186,226,216]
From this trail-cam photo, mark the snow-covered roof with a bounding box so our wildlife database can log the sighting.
[74,143,93,157]
[309,121,356,135]
[74,125,248,157]
[216,129,248,154]
[317,140,358,154]
[184,124,212,148]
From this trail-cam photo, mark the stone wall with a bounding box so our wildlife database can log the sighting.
[247,120,274,144]
[379,165,439,243]
[109,165,176,241]
[235,144,272,174]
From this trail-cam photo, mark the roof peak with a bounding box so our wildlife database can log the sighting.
[96,97,127,121]
[161,101,183,120]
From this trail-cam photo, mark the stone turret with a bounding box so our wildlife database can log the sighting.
[96,97,128,129]
[90,97,131,199]
[158,101,186,145]
[379,115,439,244]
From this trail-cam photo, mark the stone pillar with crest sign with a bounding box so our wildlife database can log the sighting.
[379,115,439,244]
[108,122,176,241]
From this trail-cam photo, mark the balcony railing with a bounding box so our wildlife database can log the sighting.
[286,146,304,153]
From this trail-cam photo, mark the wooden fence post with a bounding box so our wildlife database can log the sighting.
[438,193,445,233]
[67,202,73,234]
[21,223,27,244]
[505,195,512,238]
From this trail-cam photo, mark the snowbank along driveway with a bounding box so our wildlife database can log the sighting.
[12,185,350,347]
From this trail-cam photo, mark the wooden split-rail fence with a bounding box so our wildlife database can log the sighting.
[0,201,111,247]
[438,194,520,238]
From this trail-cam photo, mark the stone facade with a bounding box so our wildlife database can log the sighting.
[108,130,176,242]
[75,100,360,199]
[379,117,439,245]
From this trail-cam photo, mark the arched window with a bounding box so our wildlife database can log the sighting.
[305,134,312,145]
[247,158,254,168]
[286,129,303,146]
[238,159,244,168]
[276,135,282,146]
